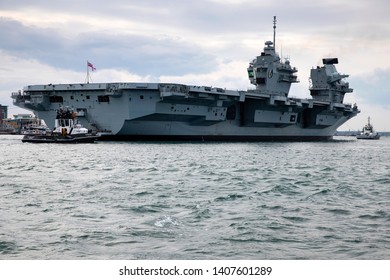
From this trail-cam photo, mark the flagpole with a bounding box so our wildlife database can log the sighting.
[86,61,90,84]
[86,61,95,83]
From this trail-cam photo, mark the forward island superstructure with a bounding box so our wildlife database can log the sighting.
[12,18,359,140]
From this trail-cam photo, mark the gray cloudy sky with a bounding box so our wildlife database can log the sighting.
[1,0,390,130]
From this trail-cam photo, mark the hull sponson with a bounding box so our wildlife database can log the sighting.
[99,134,333,142]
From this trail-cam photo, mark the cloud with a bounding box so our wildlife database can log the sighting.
[0,18,217,76]
[1,0,390,129]
[350,68,390,108]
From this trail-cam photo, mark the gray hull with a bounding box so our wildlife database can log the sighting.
[12,82,358,141]
[11,19,359,141]
[116,117,347,141]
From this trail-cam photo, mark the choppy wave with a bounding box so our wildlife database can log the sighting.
[0,135,389,259]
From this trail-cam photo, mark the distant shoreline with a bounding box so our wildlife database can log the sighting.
[336,131,389,137]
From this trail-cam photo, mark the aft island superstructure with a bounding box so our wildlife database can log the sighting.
[12,18,359,140]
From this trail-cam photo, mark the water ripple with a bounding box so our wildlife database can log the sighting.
[1,135,390,259]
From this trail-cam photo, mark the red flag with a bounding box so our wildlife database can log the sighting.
[87,61,96,71]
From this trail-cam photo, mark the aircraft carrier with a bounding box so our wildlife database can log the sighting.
[11,18,359,141]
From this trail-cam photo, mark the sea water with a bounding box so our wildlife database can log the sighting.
[0,135,389,259]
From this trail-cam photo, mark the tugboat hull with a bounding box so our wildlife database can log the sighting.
[22,135,99,143]
[356,134,380,140]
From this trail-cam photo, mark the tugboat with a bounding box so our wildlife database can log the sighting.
[21,120,51,136]
[356,117,380,140]
[22,107,99,143]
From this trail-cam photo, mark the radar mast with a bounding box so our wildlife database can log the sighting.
[273,16,277,49]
